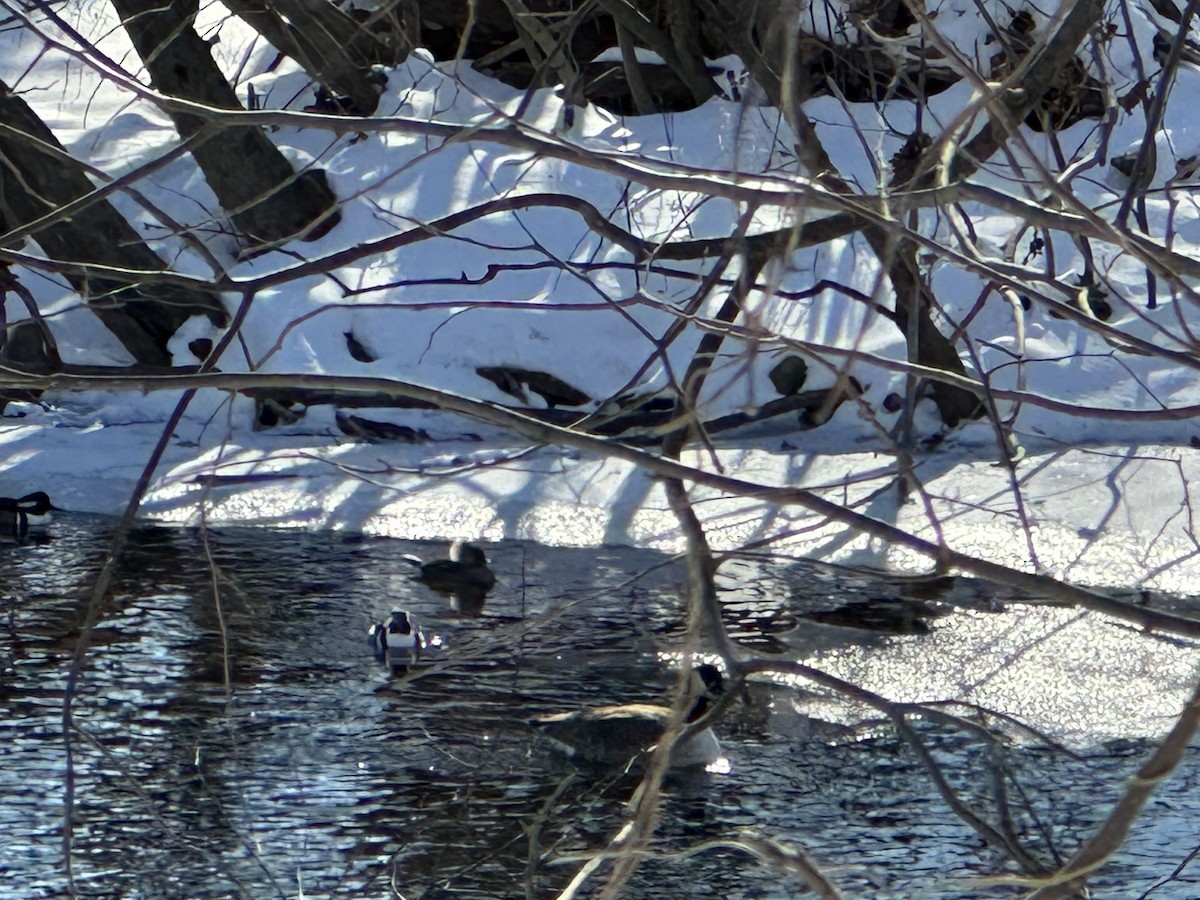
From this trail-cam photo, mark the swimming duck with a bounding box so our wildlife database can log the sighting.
[403,540,496,593]
[368,609,424,668]
[402,541,496,616]
[530,664,726,769]
[0,492,59,543]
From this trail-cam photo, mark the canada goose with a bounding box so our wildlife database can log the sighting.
[368,609,424,669]
[530,664,725,768]
[0,492,59,543]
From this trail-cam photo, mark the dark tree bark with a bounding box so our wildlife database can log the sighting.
[0,80,227,368]
[110,0,341,248]
[410,0,953,110]
[223,0,415,115]
[695,0,986,427]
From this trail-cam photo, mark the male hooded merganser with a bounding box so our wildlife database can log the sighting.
[0,492,59,543]
[368,608,425,669]
[530,664,726,769]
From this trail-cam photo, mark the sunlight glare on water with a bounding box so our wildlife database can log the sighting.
[1,519,1198,898]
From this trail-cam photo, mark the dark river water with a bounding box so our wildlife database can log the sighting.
[2,516,1199,898]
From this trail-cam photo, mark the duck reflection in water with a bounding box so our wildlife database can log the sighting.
[402,540,496,616]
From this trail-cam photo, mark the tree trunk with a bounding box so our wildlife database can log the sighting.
[697,0,984,428]
[223,0,415,115]
[110,0,341,249]
[0,80,226,368]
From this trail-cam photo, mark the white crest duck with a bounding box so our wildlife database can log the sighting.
[530,664,726,769]
[368,609,425,669]
[0,492,60,543]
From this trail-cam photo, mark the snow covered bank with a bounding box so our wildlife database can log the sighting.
[2,4,1200,597]
[4,401,1198,593]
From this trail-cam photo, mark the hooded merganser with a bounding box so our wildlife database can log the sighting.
[403,540,496,593]
[402,541,496,616]
[530,664,725,769]
[0,492,59,543]
[368,608,425,669]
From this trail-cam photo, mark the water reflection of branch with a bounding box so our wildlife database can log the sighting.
[1022,674,1200,898]
[552,830,842,899]
[60,391,198,891]
[553,477,747,900]
[739,659,1048,875]
[525,772,579,895]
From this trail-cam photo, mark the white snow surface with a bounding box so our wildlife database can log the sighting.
[2,3,1200,590]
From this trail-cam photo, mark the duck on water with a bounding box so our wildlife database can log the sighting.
[0,492,59,543]
[402,540,496,615]
[529,664,726,769]
[402,540,496,593]
[368,608,425,670]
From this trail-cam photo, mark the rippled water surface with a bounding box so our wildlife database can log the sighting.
[3,516,1200,898]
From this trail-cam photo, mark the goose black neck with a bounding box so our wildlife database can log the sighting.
[687,695,712,722]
